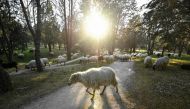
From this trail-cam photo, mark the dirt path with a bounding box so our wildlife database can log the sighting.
[22,61,136,109]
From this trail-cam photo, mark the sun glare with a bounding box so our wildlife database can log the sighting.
[84,12,109,38]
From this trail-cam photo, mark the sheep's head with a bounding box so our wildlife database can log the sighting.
[68,73,81,86]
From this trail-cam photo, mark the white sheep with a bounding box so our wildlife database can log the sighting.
[79,56,89,64]
[68,67,118,100]
[25,60,45,70]
[54,56,66,65]
[103,55,115,63]
[18,53,24,58]
[40,58,50,66]
[88,56,98,63]
[153,56,169,71]
[173,53,178,58]
[71,53,80,59]
[144,56,152,67]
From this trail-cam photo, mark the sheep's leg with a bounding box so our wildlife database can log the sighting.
[86,88,93,95]
[100,86,106,95]
[91,89,96,101]
[115,85,118,93]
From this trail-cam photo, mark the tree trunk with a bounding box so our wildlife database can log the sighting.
[44,44,47,48]
[178,41,184,57]
[35,0,43,72]
[48,43,52,52]
[0,67,12,94]
[64,0,71,60]
[161,47,165,56]
[58,44,61,50]
[53,43,55,49]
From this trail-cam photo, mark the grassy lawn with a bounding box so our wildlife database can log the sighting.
[0,63,107,109]
[127,59,190,109]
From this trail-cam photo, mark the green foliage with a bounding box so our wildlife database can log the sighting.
[143,0,190,55]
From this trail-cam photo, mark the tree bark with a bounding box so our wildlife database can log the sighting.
[35,0,43,72]
[48,43,52,52]
[63,0,71,60]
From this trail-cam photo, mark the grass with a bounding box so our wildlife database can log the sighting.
[127,59,190,109]
[0,62,107,109]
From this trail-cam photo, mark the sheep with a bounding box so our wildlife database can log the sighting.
[88,56,98,63]
[54,56,66,65]
[174,53,178,58]
[71,53,80,59]
[0,60,18,72]
[144,56,152,68]
[49,52,54,56]
[153,51,161,57]
[29,48,35,53]
[25,60,45,71]
[68,67,118,100]
[103,55,115,63]
[18,53,24,58]
[153,56,169,71]
[114,54,130,62]
[40,58,50,66]
[79,56,89,64]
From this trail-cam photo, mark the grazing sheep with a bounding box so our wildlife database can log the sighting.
[25,60,45,70]
[153,56,169,71]
[68,67,118,100]
[174,53,178,58]
[88,56,98,63]
[103,55,115,63]
[71,53,80,59]
[40,58,50,66]
[18,53,24,58]
[49,52,54,56]
[79,56,89,64]
[144,56,152,68]
[114,54,130,62]
[29,48,35,53]
[0,60,18,72]
[54,56,66,65]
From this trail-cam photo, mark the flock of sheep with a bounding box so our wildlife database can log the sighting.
[67,52,175,101]
[1,49,189,101]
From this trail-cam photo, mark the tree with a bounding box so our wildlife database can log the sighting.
[122,15,145,53]
[143,0,190,56]
[58,0,72,60]
[20,0,43,71]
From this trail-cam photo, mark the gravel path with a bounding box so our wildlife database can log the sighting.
[22,61,136,109]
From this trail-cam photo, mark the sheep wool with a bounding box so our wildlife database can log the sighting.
[144,56,152,67]
[153,56,169,70]
[40,58,50,66]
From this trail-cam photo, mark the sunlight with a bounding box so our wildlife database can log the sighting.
[84,11,110,39]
